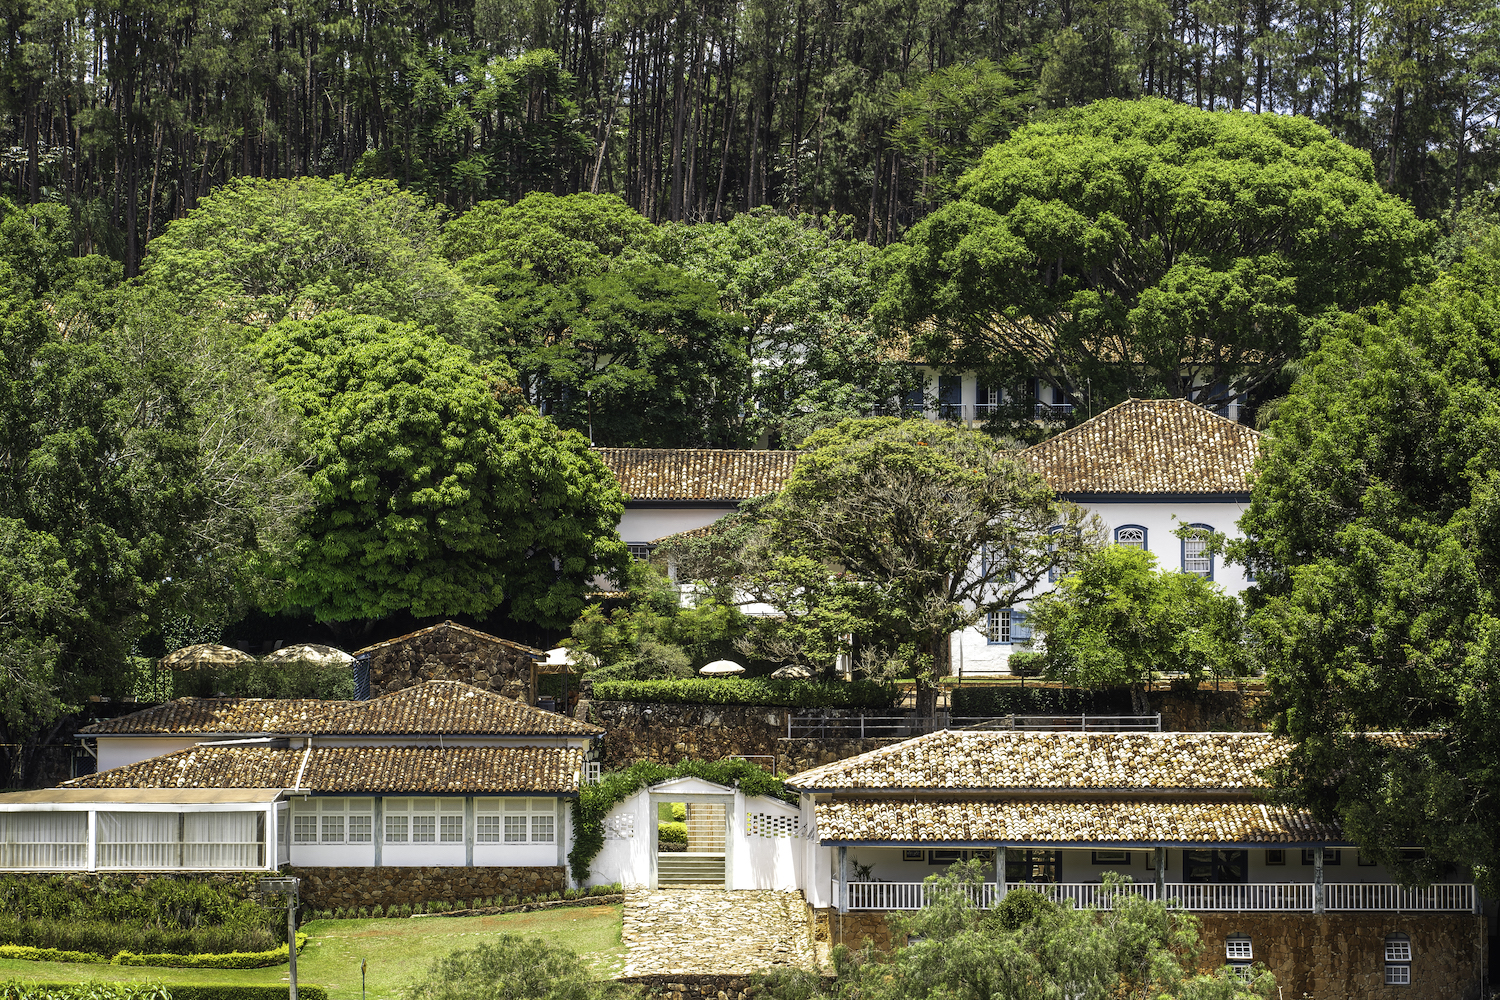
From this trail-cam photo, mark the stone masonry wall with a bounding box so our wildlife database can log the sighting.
[618,973,828,1000]
[288,865,565,910]
[587,701,900,771]
[809,906,1485,1000]
[1194,912,1485,1000]
[365,623,536,701]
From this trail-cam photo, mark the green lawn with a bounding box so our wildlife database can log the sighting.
[0,905,624,1000]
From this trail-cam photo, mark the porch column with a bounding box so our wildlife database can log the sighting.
[465,797,475,867]
[837,846,848,914]
[1154,847,1165,901]
[87,810,97,872]
[1313,846,1324,913]
[372,798,383,868]
[996,846,1008,901]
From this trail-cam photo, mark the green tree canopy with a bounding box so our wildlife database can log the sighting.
[651,208,913,447]
[1026,543,1248,713]
[876,99,1436,426]
[445,192,656,284]
[258,312,627,628]
[141,177,484,338]
[763,418,1097,706]
[1233,231,1500,890]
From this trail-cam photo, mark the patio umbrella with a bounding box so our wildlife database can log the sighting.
[699,659,745,676]
[264,643,354,666]
[543,647,599,672]
[160,643,255,670]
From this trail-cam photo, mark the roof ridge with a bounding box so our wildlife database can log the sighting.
[352,621,546,658]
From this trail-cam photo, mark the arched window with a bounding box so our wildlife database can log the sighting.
[1225,935,1252,981]
[1385,933,1412,985]
[1114,525,1147,550]
[1181,524,1215,579]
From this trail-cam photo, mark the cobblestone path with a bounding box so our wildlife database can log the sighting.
[620,888,819,976]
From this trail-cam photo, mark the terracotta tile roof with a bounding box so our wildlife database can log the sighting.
[79,699,353,736]
[353,621,546,659]
[1021,398,1261,495]
[651,524,716,544]
[66,745,584,794]
[311,681,601,736]
[814,799,1337,844]
[78,681,598,738]
[595,448,799,502]
[786,731,1286,792]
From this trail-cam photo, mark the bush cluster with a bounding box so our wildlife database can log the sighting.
[1,985,329,1000]
[0,937,304,969]
[0,876,279,956]
[302,884,622,921]
[592,677,896,708]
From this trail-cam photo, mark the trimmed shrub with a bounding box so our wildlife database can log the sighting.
[1,985,329,1000]
[656,821,687,845]
[950,685,1129,717]
[0,935,304,969]
[591,677,896,708]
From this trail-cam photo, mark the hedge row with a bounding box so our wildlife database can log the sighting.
[302,884,622,920]
[0,920,277,960]
[0,936,304,969]
[592,677,897,708]
[2,984,328,1000]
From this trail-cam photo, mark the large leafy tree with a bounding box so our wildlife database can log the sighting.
[876,99,1436,425]
[650,208,914,447]
[1027,544,1248,713]
[141,177,487,339]
[1234,232,1500,890]
[764,418,1096,711]
[258,311,627,629]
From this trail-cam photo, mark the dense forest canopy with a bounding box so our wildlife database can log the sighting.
[0,0,1496,273]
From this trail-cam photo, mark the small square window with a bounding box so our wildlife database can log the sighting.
[293,814,318,844]
[412,815,436,843]
[1265,849,1286,866]
[440,815,464,843]
[504,815,528,843]
[531,815,555,844]
[347,815,372,843]
[385,815,408,843]
[1386,939,1412,963]
[1230,964,1253,983]
[1225,937,1252,961]
[1386,964,1410,985]
[320,814,344,844]
[477,815,500,843]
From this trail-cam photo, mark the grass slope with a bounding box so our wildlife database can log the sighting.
[0,905,624,1000]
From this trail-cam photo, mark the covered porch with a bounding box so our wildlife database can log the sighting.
[830,845,1479,914]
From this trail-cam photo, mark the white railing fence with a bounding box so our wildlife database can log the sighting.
[948,715,1162,733]
[844,881,1473,913]
[1324,882,1474,912]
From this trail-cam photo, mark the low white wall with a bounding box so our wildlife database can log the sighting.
[97,737,201,773]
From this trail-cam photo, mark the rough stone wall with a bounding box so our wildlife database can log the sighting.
[1194,912,1485,1000]
[618,973,828,1000]
[589,701,901,771]
[1151,688,1265,732]
[807,907,899,951]
[810,906,1484,1000]
[366,625,536,701]
[289,865,565,910]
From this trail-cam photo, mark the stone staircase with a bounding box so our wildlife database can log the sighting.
[657,853,726,887]
[620,888,818,976]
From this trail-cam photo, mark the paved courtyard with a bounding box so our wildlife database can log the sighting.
[620,888,820,976]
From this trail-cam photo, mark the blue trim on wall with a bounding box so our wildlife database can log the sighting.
[1113,524,1148,549]
[1180,522,1215,580]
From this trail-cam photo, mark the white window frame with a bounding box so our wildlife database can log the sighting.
[987,609,1012,644]
[1181,524,1215,579]
[478,798,555,844]
[1385,933,1411,985]
[1114,525,1147,550]
[384,797,464,845]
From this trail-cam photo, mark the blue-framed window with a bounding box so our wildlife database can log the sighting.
[986,608,1029,644]
[1181,523,1214,579]
[1114,525,1147,550]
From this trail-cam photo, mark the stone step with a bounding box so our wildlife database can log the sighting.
[657,855,726,885]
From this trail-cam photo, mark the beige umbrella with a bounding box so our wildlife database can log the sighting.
[265,643,354,666]
[699,659,746,676]
[160,643,255,670]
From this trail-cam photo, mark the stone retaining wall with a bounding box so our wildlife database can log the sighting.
[617,973,828,1000]
[1194,912,1485,1000]
[288,865,566,910]
[808,906,1486,1000]
[588,701,901,771]
[363,621,537,701]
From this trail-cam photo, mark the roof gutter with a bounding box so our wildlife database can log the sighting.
[292,738,313,792]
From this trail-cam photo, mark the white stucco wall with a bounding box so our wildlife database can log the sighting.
[97,737,204,773]
[957,498,1252,678]
[619,508,734,545]
[584,782,801,891]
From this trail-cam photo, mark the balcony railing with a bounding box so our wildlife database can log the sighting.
[843,881,1475,913]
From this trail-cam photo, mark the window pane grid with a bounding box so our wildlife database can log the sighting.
[348,815,372,843]
[412,816,436,843]
[440,815,464,843]
[320,815,344,844]
[293,815,317,844]
[1386,965,1410,985]
[531,815,555,844]
[1386,941,1412,962]
[385,816,408,843]
[504,816,528,843]
[477,816,500,843]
